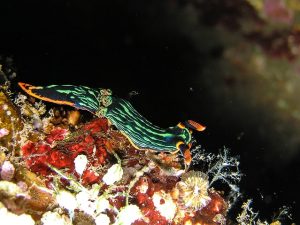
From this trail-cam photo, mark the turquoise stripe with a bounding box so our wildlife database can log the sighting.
[106,97,191,152]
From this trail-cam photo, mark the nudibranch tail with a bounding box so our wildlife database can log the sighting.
[18,82,101,113]
[18,82,75,107]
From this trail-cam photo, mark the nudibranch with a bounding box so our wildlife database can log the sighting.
[18,82,205,169]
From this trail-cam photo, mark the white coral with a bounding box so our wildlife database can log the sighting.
[95,213,110,225]
[113,204,142,225]
[74,154,88,176]
[76,191,96,216]
[153,190,177,221]
[0,202,34,225]
[102,164,123,185]
[41,211,72,225]
[95,196,110,214]
[56,190,77,219]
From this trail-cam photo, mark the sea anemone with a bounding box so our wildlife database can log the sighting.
[175,170,211,212]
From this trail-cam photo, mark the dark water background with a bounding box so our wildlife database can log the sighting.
[1,1,299,223]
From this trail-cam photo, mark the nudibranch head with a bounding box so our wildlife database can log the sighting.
[175,170,211,211]
[172,125,192,145]
[175,120,205,165]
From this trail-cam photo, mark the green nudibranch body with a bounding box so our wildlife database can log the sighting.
[105,97,192,152]
[18,82,205,169]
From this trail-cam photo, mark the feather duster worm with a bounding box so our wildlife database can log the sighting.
[174,170,211,212]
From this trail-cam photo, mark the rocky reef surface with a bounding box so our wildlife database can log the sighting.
[0,66,290,224]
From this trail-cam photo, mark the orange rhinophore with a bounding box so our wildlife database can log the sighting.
[186,120,206,132]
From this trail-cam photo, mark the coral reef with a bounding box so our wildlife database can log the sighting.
[0,74,292,224]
